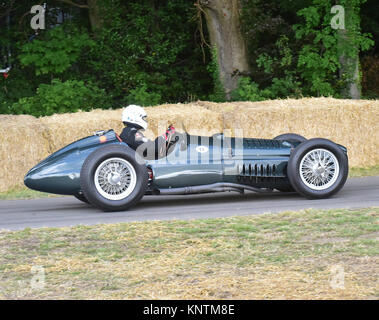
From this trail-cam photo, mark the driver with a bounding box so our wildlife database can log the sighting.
[119,105,175,159]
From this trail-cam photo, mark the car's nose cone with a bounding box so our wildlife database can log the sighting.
[24,171,34,189]
[24,160,80,195]
[24,167,46,192]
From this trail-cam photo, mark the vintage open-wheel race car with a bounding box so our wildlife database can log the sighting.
[24,129,348,212]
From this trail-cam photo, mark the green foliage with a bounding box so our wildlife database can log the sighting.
[255,35,301,98]
[240,0,375,100]
[231,75,301,102]
[294,2,340,96]
[86,0,211,105]
[11,79,106,117]
[233,35,301,102]
[19,26,94,76]
[126,85,162,107]
[207,48,226,102]
[0,68,39,114]
[1,0,378,116]
[0,0,212,115]
[231,78,266,101]
[294,0,373,96]
[269,75,301,98]
[240,0,304,97]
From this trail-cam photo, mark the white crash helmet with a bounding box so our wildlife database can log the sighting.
[122,105,148,130]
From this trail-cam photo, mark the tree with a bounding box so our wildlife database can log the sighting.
[294,0,373,98]
[56,0,103,31]
[197,0,251,100]
[336,0,371,99]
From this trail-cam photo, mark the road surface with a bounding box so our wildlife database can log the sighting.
[0,176,378,230]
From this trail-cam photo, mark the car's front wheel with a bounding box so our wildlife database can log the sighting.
[80,145,148,211]
[287,138,348,199]
[74,193,89,204]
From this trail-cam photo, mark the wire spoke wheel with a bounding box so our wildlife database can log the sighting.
[299,148,339,191]
[94,157,137,200]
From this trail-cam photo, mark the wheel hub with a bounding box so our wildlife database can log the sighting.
[94,157,137,201]
[108,172,121,185]
[313,164,326,177]
[299,148,339,191]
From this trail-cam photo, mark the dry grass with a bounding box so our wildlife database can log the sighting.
[0,207,377,300]
[1,97,378,192]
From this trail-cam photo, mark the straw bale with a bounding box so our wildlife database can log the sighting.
[0,115,51,192]
[40,103,223,152]
[142,103,223,138]
[39,109,123,152]
[222,98,379,167]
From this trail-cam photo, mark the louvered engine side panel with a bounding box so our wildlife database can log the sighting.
[236,161,287,184]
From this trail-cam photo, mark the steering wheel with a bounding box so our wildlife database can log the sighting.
[161,131,184,157]
[157,127,174,157]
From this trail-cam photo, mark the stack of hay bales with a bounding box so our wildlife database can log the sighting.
[143,103,223,138]
[200,98,379,167]
[39,109,123,152]
[0,115,51,192]
[0,98,378,192]
[39,103,223,152]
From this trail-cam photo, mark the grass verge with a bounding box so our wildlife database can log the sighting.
[349,165,379,178]
[0,207,377,299]
[0,189,58,201]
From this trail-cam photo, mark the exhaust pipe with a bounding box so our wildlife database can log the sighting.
[157,183,273,195]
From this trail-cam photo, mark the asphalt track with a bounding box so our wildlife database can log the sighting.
[0,176,378,230]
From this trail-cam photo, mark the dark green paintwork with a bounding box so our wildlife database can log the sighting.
[24,130,299,195]
[148,133,295,190]
[24,130,121,195]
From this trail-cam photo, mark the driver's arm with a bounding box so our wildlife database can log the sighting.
[135,126,175,159]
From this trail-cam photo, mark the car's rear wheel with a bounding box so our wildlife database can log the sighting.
[287,138,348,199]
[274,133,306,192]
[80,145,148,211]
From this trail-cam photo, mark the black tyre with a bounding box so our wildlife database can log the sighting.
[274,133,306,192]
[275,185,295,193]
[80,145,148,211]
[274,133,307,142]
[74,193,89,204]
[287,138,348,199]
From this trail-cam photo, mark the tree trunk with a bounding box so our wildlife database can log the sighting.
[338,29,361,99]
[87,0,103,31]
[200,0,250,100]
[337,3,361,99]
